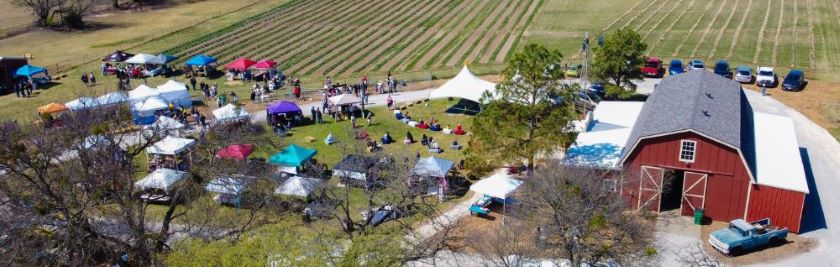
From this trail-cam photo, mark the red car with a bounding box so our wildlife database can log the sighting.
[641,57,663,78]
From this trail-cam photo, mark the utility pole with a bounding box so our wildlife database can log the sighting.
[581,32,591,89]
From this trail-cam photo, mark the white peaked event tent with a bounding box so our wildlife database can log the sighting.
[135,168,188,191]
[65,97,98,110]
[328,94,362,106]
[133,96,168,117]
[129,84,159,103]
[146,136,195,155]
[213,104,250,122]
[469,173,523,199]
[157,80,192,107]
[96,92,129,106]
[429,65,497,103]
[274,176,323,197]
[125,53,164,65]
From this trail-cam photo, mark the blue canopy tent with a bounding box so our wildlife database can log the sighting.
[15,65,51,85]
[268,144,317,169]
[185,54,217,66]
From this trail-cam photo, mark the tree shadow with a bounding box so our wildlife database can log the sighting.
[445,98,480,116]
[798,147,826,233]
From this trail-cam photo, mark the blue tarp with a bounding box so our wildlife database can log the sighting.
[185,54,217,66]
[15,64,47,78]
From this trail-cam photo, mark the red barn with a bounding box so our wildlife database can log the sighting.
[567,70,809,232]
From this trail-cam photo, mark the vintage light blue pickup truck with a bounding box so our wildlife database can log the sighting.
[708,218,788,256]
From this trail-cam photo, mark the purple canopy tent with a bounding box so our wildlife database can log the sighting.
[267,101,302,115]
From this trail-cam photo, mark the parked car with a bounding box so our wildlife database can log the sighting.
[565,64,582,78]
[756,67,777,87]
[588,82,606,98]
[641,57,663,77]
[576,92,598,111]
[734,65,753,83]
[363,205,400,226]
[688,59,705,71]
[713,60,731,78]
[708,218,788,256]
[669,59,685,75]
[782,69,806,91]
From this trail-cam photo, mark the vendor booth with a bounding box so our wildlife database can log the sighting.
[206,176,254,206]
[412,157,454,199]
[215,144,255,161]
[267,101,303,127]
[125,53,164,65]
[129,84,159,103]
[65,97,97,111]
[268,144,317,174]
[96,92,129,107]
[429,65,497,103]
[135,168,187,203]
[225,58,256,71]
[468,173,523,222]
[333,155,378,187]
[146,136,195,172]
[37,102,68,114]
[274,176,323,198]
[144,116,185,137]
[157,80,192,107]
[133,96,169,125]
[328,93,363,106]
[213,103,250,124]
[185,54,217,77]
[15,64,51,86]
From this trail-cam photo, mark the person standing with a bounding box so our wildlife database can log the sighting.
[315,109,323,124]
[101,62,107,76]
[13,82,21,98]
[88,73,96,86]
[310,106,317,122]
[81,72,89,87]
[190,76,197,91]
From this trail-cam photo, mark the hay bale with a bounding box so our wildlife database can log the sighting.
[305,136,316,143]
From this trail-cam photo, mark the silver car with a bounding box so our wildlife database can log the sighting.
[734,66,753,83]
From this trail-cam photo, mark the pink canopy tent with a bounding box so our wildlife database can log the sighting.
[216,144,255,160]
[225,58,256,71]
[251,60,277,69]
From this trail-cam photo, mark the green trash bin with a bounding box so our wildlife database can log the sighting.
[694,208,705,225]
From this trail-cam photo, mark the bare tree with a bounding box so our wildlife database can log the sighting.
[57,0,94,28]
[14,0,63,26]
[490,162,657,266]
[0,106,289,266]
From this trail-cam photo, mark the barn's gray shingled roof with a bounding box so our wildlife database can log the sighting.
[621,70,755,174]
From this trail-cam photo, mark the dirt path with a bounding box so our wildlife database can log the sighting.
[689,0,727,58]
[771,0,787,66]
[479,0,529,64]
[464,0,519,65]
[643,0,683,39]
[672,0,715,56]
[707,0,740,59]
[288,0,413,75]
[753,0,774,63]
[411,0,488,71]
[377,0,473,72]
[726,0,754,58]
[329,0,444,75]
[649,0,696,53]
[494,0,540,64]
[601,0,646,31]
[445,0,508,67]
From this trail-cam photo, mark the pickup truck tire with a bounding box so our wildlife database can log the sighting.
[728,246,743,257]
[769,237,785,246]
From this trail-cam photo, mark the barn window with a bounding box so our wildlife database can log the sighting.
[603,179,618,192]
[679,140,696,162]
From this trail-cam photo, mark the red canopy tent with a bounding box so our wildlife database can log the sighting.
[224,58,256,71]
[216,144,255,160]
[251,60,277,69]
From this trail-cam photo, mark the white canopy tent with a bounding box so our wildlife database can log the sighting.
[213,104,250,122]
[328,94,362,106]
[144,116,185,137]
[135,168,187,191]
[274,176,323,197]
[429,65,497,103]
[65,97,98,110]
[129,84,159,103]
[96,92,129,106]
[469,173,524,199]
[133,96,169,117]
[146,136,195,155]
[125,53,164,65]
[157,80,192,107]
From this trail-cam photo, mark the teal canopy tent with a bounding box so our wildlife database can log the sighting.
[268,144,317,167]
[15,64,48,78]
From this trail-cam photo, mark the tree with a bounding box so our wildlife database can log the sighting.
[57,0,94,29]
[591,27,648,89]
[0,106,286,266]
[509,164,656,266]
[471,43,578,170]
[14,0,63,26]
